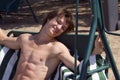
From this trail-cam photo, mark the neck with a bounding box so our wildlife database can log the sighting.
[33,32,54,44]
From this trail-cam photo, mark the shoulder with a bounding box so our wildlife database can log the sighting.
[52,41,70,54]
[18,33,32,39]
[17,33,32,42]
[53,41,67,48]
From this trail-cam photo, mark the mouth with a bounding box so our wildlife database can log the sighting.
[52,26,59,33]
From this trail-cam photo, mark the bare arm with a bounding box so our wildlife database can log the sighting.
[57,43,80,71]
[56,36,104,71]
[0,28,20,49]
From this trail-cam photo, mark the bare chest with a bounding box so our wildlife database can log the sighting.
[19,42,59,64]
[20,46,51,63]
[15,44,60,79]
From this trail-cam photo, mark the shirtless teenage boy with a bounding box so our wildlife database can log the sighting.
[0,8,104,80]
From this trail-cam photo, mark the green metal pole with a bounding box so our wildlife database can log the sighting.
[74,0,79,80]
[97,0,120,79]
[79,0,98,79]
[98,21,120,80]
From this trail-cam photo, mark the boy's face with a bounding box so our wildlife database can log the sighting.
[45,16,69,37]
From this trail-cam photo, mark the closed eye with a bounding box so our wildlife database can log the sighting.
[56,17,68,31]
[56,18,62,25]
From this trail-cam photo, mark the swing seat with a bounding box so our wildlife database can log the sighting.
[0,31,108,80]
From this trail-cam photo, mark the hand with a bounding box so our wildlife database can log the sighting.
[92,36,104,55]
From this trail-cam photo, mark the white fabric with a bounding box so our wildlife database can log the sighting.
[2,50,18,80]
[0,47,9,65]
[89,55,100,80]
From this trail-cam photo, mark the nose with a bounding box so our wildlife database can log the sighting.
[57,24,62,30]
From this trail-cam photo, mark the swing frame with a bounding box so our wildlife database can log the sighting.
[78,0,120,80]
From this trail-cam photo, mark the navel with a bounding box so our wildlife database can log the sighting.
[40,58,43,62]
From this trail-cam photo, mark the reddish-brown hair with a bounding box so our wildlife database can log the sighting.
[42,7,75,33]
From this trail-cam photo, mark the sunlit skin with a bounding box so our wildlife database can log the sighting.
[92,36,104,55]
[0,16,80,80]
[0,11,104,80]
